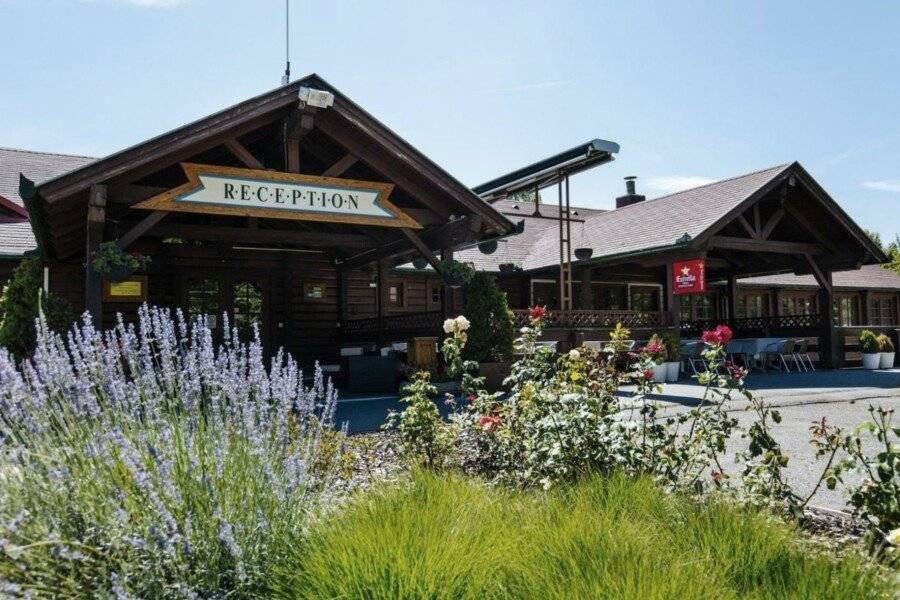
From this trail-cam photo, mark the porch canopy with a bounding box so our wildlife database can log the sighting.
[459,163,887,367]
[19,74,517,362]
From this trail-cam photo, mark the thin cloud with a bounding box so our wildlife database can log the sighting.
[645,175,716,195]
[861,180,900,193]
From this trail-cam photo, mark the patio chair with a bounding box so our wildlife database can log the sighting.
[685,342,711,376]
[793,338,815,372]
[762,339,799,372]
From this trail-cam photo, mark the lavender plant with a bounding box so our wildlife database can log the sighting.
[0,305,343,598]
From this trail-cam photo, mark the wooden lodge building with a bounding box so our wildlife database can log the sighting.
[1,74,899,371]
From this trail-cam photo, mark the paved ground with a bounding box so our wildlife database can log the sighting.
[336,368,900,511]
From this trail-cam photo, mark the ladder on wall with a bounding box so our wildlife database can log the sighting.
[558,175,573,314]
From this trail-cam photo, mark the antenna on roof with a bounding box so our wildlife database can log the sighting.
[281,0,291,85]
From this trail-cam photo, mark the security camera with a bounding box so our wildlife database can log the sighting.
[299,87,334,109]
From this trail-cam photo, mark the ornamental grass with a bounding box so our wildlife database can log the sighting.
[277,471,893,600]
[0,306,342,598]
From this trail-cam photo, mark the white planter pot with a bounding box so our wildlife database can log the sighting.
[880,352,896,369]
[650,364,667,383]
[664,361,681,382]
[861,353,881,370]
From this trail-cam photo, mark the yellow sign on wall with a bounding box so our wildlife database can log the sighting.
[103,276,148,302]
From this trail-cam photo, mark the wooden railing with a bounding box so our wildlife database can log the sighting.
[679,314,820,337]
[342,310,444,339]
[511,309,664,329]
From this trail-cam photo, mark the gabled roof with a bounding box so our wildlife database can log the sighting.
[0,147,94,257]
[521,164,792,270]
[31,74,514,236]
[738,264,900,291]
[447,162,885,273]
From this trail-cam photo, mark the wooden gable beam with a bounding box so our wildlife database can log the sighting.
[116,210,169,249]
[321,153,358,177]
[707,235,823,255]
[400,228,443,272]
[224,139,265,170]
[735,213,759,239]
[760,207,785,239]
[337,216,476,272]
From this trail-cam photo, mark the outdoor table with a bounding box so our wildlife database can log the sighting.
[726,338,788,370]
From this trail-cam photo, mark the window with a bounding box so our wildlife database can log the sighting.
[430,285,442,309]
[868,294,898,326]
[630,286,660,312]
[597,284,627,310]
[389,283,404,307]
[187,278,220,329]
[780,293,816,316]
[531,280,559,310]
[680,293,716,322]
[232,281,263,337]
[833,295,859,326]
[738,293,769,318]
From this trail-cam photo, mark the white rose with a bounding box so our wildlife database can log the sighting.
[887,527,900,546]
[455,316,471,332]
[568,349,580,360]
[443,318,457,334]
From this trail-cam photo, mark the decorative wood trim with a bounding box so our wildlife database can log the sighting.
[735,213,758,239]
[132,163,421,229]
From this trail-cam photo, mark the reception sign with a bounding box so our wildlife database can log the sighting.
[672,259,706,294]
[133,163,421,229]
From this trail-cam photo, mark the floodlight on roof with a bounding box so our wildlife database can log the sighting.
[299,87,334,109]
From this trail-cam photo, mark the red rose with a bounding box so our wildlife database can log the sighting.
[479,415,500,432]
[715,325,733,345]
[643,369,654,380]
[467,394,476,403]
[528,305,547,321]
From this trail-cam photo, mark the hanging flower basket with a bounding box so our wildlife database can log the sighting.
[440,259,475,287]
[574,247,593,261]
[478,240,498,255]
[412,257,428,269]
[90,241,151,282]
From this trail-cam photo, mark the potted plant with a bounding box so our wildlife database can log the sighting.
[90,241,150,282]
[441,259,475,287]
[411,257,428,269]
[661,332,681,382]
[877,333,896,369]
[642,334,668,383]
[478,239,498,255]
[859,329,881,370]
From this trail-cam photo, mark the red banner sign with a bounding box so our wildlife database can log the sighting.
[672,259,706,294]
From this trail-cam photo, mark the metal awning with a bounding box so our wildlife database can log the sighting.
[472,138,619,201]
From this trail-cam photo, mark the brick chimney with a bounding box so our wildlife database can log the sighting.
[615,176,645,208]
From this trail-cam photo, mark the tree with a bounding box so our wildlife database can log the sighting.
[0,256,74,360]
[462,271,515,363]
[865,229,900,275]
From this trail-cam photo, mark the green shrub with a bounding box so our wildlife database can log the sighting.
[277,471,891,599]
[462,271,514,363]
[876,334,895,352]
[0,255,73,359]
[859,329,880,354]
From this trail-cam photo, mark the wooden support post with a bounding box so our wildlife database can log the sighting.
[579,265,592,309]
[726,274,738,321]
[441,246,453,319]
[771,287,780,317]
[664,262,680,329]
[805,254,839,369]
[85,184,107,327]
[860,290,870,326]
[377,258,390,348]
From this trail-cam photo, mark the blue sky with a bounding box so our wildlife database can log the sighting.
[2,1,899,241]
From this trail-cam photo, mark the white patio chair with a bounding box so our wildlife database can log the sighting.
[762,339,799,372]
[793,339,815,372]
